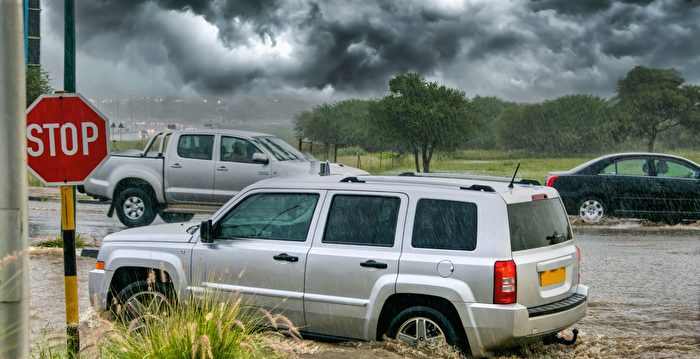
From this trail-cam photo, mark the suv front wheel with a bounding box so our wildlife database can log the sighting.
[387,306,462,350]
[115,280,173,326]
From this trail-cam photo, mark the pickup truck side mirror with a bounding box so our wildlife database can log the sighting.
[200,220,214,243]
[251,153,269,164]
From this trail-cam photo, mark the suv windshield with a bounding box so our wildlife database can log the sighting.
[253,136,309,161]
[508,198,572,251]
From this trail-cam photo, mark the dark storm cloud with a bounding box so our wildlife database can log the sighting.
[42,0,700,101]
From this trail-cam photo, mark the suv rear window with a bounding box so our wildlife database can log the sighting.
[508,198,571,251]
[412,199,477,251]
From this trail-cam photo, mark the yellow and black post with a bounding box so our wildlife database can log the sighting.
[62,0,80,356]
[61,185,79,357]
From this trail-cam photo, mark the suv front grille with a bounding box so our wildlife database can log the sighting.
[527,293,586,318]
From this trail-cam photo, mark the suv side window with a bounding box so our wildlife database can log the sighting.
[216,193,319,241]
[412,199,477,251]
[323,195,400,247]
[177,134,214,160]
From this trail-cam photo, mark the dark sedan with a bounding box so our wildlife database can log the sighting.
[546,153,700,224]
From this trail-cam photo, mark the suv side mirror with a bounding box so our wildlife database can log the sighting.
[251,153,269,164]
[200,220,214,243]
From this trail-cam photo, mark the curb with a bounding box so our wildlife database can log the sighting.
[28,195,103,204]
[573,226,700,236]
[29,246,100,258]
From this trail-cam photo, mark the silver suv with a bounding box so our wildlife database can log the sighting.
[89,175,588,357]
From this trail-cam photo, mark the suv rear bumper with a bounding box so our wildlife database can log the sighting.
[460,285,589,357]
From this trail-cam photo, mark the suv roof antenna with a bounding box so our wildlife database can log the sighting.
[508,162,521,189]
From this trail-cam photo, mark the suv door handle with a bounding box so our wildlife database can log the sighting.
[273,253,298,262]
[171,163,182,168]
[217,166,229,171]
[360,260,387,269]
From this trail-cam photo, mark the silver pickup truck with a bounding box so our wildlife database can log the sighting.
[81,129,367,227]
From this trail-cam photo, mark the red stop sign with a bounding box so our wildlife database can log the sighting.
[26,94,110,186]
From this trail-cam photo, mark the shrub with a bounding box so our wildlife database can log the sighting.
[101,290,291,358]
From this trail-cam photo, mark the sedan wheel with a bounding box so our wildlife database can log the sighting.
[579,198,605,223]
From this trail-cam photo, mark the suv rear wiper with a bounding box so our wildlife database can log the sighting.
[546,232,568,245]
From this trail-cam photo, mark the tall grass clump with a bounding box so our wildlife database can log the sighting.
[101,290,290,358]
[30,328,66,359]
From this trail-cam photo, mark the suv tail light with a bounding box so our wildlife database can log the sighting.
[575,245,581,284]
[545,175,558,187]
[494,260,517,304]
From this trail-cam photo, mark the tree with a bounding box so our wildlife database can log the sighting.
[293,99,375,160]
[26,65,53,108]
[496,94,613,155]
[613,66,699,152]
[370,72,471,172]
[464,96,512,149]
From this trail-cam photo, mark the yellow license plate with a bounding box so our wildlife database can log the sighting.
[540,268,566,286]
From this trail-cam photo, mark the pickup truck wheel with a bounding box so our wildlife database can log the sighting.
[115,188,157,227]
[116,280,173,326]
[159,212,195,223]
[387,306,463,351]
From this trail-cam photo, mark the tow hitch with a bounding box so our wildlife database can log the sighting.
[544,328,579,346]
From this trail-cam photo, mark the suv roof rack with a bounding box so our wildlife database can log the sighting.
[340,176,365,183]
[461,184,496,192]
[339,175,497,193]
[399,172,541,186]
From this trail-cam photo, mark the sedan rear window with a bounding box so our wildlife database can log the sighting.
[508,198,571,251]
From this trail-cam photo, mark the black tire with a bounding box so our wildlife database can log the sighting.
[387,306,467,353]
[159,212,195,223]
[577,197,607,224]
[115,280,174,325]
[115,187,157,227]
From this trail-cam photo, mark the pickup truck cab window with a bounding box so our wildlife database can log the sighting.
[220,136,262,163]
[216,192,319,241]
[177,134,214,160]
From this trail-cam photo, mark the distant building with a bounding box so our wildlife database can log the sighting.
[26,0,41,66]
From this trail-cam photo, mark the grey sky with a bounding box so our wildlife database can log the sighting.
[41,0,700,105]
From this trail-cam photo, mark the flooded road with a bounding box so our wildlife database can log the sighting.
[27,199,699,357]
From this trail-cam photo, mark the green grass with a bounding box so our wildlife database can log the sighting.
[35,235,86,249]
[110,140,148,152]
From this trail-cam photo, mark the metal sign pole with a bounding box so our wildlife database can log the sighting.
[0,0,29,357]
[63,0,80,356]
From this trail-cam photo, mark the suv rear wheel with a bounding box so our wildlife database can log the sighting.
[388,306,461,350]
